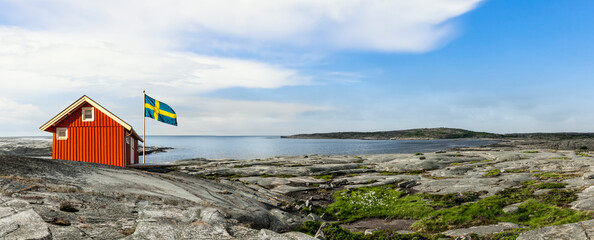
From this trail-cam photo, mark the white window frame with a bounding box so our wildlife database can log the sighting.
[82,107,94,122]
[57,127,68,140]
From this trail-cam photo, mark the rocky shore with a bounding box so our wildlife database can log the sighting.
[1,140,593,239]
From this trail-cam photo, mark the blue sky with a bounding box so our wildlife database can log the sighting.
[1,0,593,136]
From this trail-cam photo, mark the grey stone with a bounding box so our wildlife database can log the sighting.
[0,209,51,240]
[442,222,523,237]
[503,204,520,214]
[307,213,322,222]
[583,172,594,180]
[517,219,594,240]
[571,186,594,211]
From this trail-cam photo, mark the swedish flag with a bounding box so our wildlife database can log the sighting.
[145,95,177,126]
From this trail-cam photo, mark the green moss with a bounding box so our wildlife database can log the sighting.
[297,221,437,240]
[358,165,371,169]
[450,162,462,166]
[380,170,424,175]
[412,186,591,233]
[576,152,591,157]
[531,172,581,181]
[532,172,562,179]
[484,169,502,177]
[313,174,335,181]
[549,157,570,160]
[536,189,579,207]
[504,169,527,173]
[325,185,434,222]
[414,153,424,156]
[353,160,364,163]
[499,199,591,228]
[535,182,567,189]
[296,221,321,236]
[260,174,296,178]
[469,159,494,164]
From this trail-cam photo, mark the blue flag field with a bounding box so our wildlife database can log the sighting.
[145,95,177,126]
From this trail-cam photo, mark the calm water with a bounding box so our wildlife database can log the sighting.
[142,136,498,164]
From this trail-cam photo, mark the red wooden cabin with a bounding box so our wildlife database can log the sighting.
[40,95,143,167]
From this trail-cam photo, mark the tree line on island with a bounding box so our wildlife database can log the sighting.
[281,127,594,140]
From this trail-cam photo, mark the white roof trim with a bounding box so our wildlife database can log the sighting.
[40,95,133,132]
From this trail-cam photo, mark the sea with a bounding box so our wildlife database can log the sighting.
[143,136,498,164]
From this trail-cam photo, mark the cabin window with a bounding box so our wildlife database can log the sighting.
[57,128,68,140]
[82,107,94,122]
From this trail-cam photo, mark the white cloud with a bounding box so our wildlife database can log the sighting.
[0,98,43,125]
[0,27,308,98]
[3,0,483,52]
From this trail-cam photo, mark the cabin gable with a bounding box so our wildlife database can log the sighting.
[42,95,142,167]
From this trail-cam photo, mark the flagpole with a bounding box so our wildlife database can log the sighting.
[143,90,146,164]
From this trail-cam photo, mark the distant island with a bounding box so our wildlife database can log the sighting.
[282,127,594,141]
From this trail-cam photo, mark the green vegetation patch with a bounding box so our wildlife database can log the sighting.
[412,186,591,233]
[259,174,296,178]
[325,185,434,222]
[380,170,425,175]
[504,169,528,173]
[531,172,580,180]
[414,153,424,156]
[313,174,335,181]
[500,199,591,228]
[484,169,502,177]
[576,152,591,157]
[549,157,570,160]
[532,172,562,179]
[298,221,439,240]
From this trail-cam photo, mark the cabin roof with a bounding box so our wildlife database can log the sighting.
[40,95,143,142]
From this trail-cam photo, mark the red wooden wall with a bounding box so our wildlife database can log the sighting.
[52,103,128,167]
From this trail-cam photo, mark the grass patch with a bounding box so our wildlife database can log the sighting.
[469,159,494,164]
[380,170,425,175]
[576,152,591,157]
[499,199,591,228]
[532,172,562,179]
[530,172,581,181]
[297,221,438,240]
[357,165,371,169]
[412,186,591,233]
[450,162,462,166]
[313,174,335,181]
[484,169,502,177]
[325,185,434,222]
[523,151,539,153]
[535,182,567,189]
[353,160,364,163]
[414,153,424,156]
[504,169,527,173]
[549,157,570,160]
[260,174,296,178]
